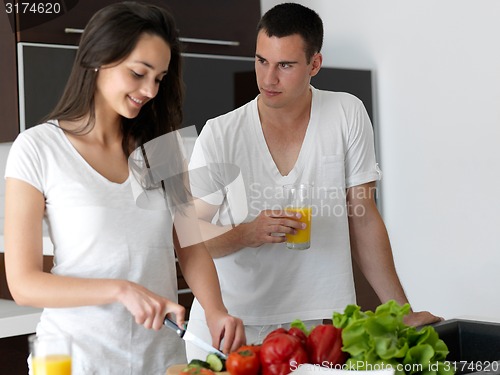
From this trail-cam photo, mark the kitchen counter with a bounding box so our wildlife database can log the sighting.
[0,299,41,338]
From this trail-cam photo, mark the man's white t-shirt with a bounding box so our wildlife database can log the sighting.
[189,87,381,325]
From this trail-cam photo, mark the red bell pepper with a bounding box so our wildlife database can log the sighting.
[260,333,308,375]
[287,327,308,348]
[306,324,347,366]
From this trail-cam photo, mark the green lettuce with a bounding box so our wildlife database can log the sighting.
[333,300,454,375]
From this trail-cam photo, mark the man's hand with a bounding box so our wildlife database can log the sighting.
[403,310,444,327]
[239,209,306,248]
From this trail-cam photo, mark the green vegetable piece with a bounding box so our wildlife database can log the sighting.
[206,353,226,372]
[290,319,311,335]
[187,359,211,369]
[332,300,452,374]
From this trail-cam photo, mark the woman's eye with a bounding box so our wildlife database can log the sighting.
[132,71,144,78]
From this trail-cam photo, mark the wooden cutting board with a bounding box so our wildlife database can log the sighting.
[167,364,229,375]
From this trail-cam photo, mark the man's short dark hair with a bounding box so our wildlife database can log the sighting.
[257,3,323,63]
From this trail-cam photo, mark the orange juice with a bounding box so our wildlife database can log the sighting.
[32,354,72,375]
[285,206,312,249]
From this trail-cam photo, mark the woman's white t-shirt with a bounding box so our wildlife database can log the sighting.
[5,123,185,374]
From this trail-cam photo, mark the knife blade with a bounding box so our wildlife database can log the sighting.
[163,316,227,360]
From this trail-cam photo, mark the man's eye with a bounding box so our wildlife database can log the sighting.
[280,63,291,69]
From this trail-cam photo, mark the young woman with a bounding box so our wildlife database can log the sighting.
[4,2,245,373]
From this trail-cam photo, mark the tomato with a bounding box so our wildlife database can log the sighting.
[237,344,261,356]
[181,367,216,375]
[226,347,260,375]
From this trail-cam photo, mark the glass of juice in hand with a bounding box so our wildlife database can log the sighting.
[283,184,312,250]
[30,334,72,375]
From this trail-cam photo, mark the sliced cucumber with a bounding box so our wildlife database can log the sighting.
[206,353,226,372]
[187,359,211,369]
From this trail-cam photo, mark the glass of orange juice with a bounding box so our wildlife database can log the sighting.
[283,184,312,250]
[29,334,72,375]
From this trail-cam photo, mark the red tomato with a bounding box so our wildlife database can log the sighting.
[226,347,261,375]
[238,344,261,356]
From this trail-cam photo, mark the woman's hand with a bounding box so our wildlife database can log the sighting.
[205,309,246,354]
[117,280,186,330]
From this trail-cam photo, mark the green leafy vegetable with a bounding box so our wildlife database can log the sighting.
[333,300,454,375]
[290,319,312,335]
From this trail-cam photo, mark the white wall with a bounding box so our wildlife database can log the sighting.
[261,0,500,321]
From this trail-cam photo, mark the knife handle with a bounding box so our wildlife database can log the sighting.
[164,316,185,337]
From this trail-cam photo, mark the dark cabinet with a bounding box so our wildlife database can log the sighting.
[16,0,260,56]
[15,0,119,45]
[0,9,18,142]
[165,0,260,56]
[2,0,261,142]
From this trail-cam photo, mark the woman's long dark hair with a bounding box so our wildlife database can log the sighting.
[44,1,190,210]
[43,1,183,156]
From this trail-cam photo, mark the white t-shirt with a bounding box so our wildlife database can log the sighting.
[189,87,381,325]
[5,123,185,374]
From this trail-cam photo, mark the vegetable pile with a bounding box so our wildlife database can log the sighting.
[182,353,227,375]
[185,300,453,375]
[332,300,453,375]
[224,323,346,375]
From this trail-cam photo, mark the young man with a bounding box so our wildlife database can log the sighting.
[186,3,441,358]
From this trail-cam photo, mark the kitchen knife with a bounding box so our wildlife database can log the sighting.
[163,316,227,360]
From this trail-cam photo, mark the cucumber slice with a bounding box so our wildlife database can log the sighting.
[187,359,211,369]
[206,353,225,372]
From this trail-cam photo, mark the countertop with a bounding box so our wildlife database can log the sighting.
[0,299,41,338]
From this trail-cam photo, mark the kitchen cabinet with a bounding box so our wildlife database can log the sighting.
[3,0,260,140]
[0,254,9,300]
[0,7,18,142]
[0,333,30,375]
[16,0,260,56]
[162,0,260,56]
[15,0,119,45]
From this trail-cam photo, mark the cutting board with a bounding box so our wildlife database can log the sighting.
[167,364,229,375]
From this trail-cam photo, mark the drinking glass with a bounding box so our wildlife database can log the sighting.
[283,184,312,250]
[29,334,72,375]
